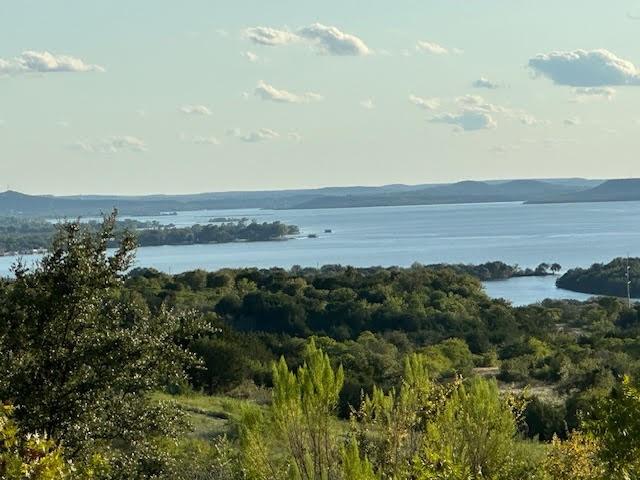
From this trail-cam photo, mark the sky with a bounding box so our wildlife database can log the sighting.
[2,0,640,195]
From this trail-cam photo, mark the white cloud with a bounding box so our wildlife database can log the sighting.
[244,24,370,56]
[455,95,507,113]
[529,49,640,86]
[413,94,541,132]
[297,23,370,56]
[431,110,497,131]
[72,136,147,154]
[473,77,500,89]
[180,104,212,115]
[254,81,322,103]
[409,94,440,110]
[0,51,104,75]
[573,87,616,101]
[228,128,299,143]
[243,51,259,62]
[244,27,299,46]
[416,41,448,55]
[240,128,280,143]
[455,95,548,127]
[360,99,375,109]
[0,59,12,75]
[416,41,462,56]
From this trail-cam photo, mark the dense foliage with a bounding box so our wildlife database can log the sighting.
[3,215,640,478]
[230,340,640,480]
[0,216,299,254]
[0,214,211,477]
[125,261,640,435]
[557,257,640,298]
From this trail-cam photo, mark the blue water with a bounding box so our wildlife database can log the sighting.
[483,276,596,306]
[3,201,640,305]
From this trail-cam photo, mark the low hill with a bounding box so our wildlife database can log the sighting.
[0,178,599,217]
[528,179,640,204]
[286,180,585,209]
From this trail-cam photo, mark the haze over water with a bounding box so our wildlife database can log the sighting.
[2,200,639,305]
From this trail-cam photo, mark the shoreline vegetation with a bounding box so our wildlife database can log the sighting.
[427,260,562,281]
[3,216,640,478]
[557,257,640,298]
[0,216,300,256]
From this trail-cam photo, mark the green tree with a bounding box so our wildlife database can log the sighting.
[239,339,344,480]
[0,214,210,472]
[351,353,457,479]
[340,439,378,480]
[584,376,640,478]
[536,263,550,275]
[543,431,604,480]
[550,263,562,275]
[419,378,527,480]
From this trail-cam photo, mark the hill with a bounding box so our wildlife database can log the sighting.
[0,178,599,217]
[285,180,585,209]
[527,178,640,204]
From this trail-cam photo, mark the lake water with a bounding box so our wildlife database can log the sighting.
[3,201,640,305]
[483,276,596,306]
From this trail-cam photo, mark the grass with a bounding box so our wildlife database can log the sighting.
[154,391,267,441]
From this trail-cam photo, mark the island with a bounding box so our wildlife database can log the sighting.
[0,216,300,255]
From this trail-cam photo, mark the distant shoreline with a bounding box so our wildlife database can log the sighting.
[0,177,615,217]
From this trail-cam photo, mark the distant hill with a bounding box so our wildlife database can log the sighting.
[0,185,436,217]
[285,180,587,209]
[527,179,640,204]
[0,178,601,217]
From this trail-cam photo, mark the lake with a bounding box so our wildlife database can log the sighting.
[2,201,640,305]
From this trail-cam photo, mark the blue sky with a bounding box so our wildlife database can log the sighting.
[2,0,640,194]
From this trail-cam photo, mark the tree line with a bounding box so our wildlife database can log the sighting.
[0,216,300,254]
[557,257,640,298]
